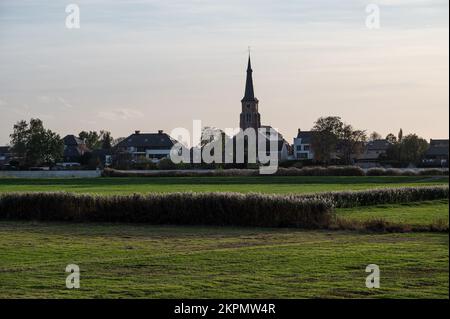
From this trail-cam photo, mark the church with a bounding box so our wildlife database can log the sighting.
[238,54,290,162]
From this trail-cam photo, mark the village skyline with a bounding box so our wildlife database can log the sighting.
[0,0,449,146]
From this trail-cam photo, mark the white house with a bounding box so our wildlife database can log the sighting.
[293,129,314,160]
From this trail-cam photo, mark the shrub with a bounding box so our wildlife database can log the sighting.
[0,192,333,229]
[298,185,449,208]
[366,168,385,176]
[102,166,367,177]
[419,168,449,176]
[157,158,177,170]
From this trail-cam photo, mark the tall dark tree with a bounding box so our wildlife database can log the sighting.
[398,128,403,143]
[386,133,428,165]
[100,130,113,149]
[311,116,366,165]
[78,131,100,149]
[79,130,113,150]
[9,120,28,162]
[340,125,367,164]
[10,118,63,167]
[385,133,397,144]
[311,116,343,164]
[369,131,382,141]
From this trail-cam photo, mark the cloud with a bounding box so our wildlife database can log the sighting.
[97,108,144,121]
[36,95,73,109]
[57,97,73,109]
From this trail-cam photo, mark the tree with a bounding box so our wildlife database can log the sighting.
[369,131,382,141]
[385,133,397,144]
[9,120,28,162]
[340,125,367,164]
[399,134,428,164]
[386,133,428,165]
[10,118,63,167]
[79,131,100,149]
[311,116,343,164]
[398,128,403,143]
[311,116,366,165]
[100,130,113,149]
[79,130,113,150]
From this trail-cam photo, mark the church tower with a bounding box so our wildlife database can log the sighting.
[240,54,261,131]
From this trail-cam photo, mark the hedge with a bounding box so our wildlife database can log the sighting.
[298,185,449,208]
[0,192,332,228]
[102,167,448,177]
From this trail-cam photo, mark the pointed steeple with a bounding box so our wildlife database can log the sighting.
[242,54,256,102]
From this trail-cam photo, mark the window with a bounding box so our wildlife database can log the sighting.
[297,153,308,159]
[303,144,310,151]
[246,104,251,108]
[246,113,251,122]
[296,145,302,151]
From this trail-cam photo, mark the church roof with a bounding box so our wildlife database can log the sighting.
[241,55,257,102]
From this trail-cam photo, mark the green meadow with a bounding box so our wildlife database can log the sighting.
[0,175,447,194]
[0,175,448,298]
[0,223,447,298]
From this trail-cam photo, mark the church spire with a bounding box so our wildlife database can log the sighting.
[242,54,256,102]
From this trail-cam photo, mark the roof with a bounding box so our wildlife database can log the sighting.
[296,130,313,144]
[63,135,85,146]
[116,132,177,149]
[430,139,449,147]
[230,127,289,152]
[241,55,257,102]
[259,126,289,152]
[426,140,449,157]
[366,139,391,151]
[63,146,83,158]
[426,147,449,157]
[0,146,11,154]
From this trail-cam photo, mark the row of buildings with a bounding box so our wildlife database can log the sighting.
[1,56,448,169]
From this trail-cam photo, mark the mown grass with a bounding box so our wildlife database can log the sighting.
[0,222,447,298]
[0,176,447,194]
[336,199,449,227]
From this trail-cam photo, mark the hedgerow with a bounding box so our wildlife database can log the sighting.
[0,192,332,228]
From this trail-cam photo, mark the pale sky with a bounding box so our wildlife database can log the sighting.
[0,0,448,145]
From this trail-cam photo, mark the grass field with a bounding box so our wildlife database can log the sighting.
[0,175,448,298]
[0,222,448,298]
[336,199,449,227]
[0,175,447,194]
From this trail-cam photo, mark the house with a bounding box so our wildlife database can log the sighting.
[422,139,449,167]
[293,130,314,160]
[114,130,177,163]
[62,135,90,163]
[356,139,391,167]
[0,146,12,167]
[259,126,290,162]
[91,148,113,167]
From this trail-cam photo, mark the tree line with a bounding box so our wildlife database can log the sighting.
[311,116,429,166]
[6,117,431,168]
[8,118,117,168]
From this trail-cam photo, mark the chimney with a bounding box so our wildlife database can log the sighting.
[298,129,301,134]
[158,130,163,134]
[135,130,140,135]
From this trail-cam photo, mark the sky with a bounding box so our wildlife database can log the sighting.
[0,0,448,145]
